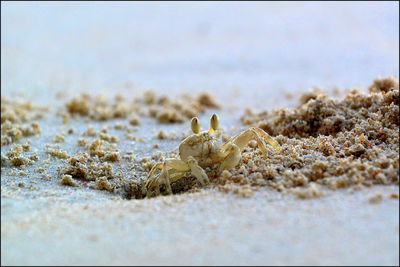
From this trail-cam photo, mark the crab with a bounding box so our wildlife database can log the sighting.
[143,114,281,197]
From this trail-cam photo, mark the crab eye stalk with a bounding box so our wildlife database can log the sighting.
[209,113,219,133]
[191,117,201,134]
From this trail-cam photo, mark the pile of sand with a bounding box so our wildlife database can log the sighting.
[231,77,399,198]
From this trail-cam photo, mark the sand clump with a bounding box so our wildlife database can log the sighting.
[56,132,146,196]
[66,93,136,121]
[58,152,115,183]
[142,91,220,123]
[85,138,120,161]
[1,97,47,146]
[55,125,123,188]
[231,77,399,198]
[57,136,121,187]
[60,174,77,187]
[45,145,69,159]
[64,91,220,125]
[57,149,146,197]
[218,183,254,198]
[156,130,180,140]
[288,183,325,199]
[1,144,39,169]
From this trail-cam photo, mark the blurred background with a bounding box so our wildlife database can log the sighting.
[1,1,399,107]
[1,2,399,265]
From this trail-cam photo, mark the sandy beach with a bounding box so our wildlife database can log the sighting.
[1,2,399,265]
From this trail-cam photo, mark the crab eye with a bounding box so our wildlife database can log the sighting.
[209,113,219,133]
[191,117,201,134]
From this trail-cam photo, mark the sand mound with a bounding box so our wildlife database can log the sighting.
[233,77,399,197]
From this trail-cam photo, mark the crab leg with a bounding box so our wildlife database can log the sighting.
[147,159,190,181]
[145,169,187,198]
[221,127,280,155]
[162,162,173,194]
[252,127,281,151]
[218,143,241,173]
[187,156,210,186]
[145,159,191,197]
[217,128,279,173]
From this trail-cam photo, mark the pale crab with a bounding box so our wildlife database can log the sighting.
[143,114,281,197]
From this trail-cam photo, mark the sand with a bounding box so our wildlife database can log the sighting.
[2,188,399,266]
[1,2,399,266]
